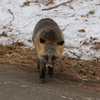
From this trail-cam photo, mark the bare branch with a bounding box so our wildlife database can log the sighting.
[42,0,73,11]
[7,9,14,26]
[68,50,81,58]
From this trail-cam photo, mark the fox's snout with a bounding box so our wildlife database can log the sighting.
[46,64,53,69]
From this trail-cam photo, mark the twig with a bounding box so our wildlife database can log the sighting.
[62,25,68,32]
[77,76,88,81]
[68,50,81,58]
[7,9,14,26]
[42,0,73,11]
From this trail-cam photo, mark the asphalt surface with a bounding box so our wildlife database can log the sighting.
[0,64,100,100]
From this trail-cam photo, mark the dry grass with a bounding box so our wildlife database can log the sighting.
[91,42,100,50]
[0,44,100,91]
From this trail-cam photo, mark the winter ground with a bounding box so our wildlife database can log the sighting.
[0,0,100,60]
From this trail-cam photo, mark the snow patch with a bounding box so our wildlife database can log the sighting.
[0,0,100,60]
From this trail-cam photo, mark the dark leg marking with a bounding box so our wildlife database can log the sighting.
[48,67,53,78]
[38,59,46,83]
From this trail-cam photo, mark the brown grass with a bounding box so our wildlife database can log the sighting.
[91,42,100,50]
[0,44,100,91]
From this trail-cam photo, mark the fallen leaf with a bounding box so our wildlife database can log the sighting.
[78,29,85,32]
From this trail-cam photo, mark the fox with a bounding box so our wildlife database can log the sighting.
[32,18,64,83]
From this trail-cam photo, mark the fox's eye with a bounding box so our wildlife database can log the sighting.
[57,41,64,45]
[42,55,48,60]
[52,56,58,60]
[40,38,45,43]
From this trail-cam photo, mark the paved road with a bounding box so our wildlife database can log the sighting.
[0,64,100,100]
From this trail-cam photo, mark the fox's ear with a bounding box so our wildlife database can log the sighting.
[40,38,45,43]
[57,41,64,45]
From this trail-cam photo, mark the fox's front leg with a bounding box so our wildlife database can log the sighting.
[36,59,40,71]
[38,59,46,83]
[48,67,53,78]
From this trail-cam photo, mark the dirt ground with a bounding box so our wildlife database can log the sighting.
[0,44,100,92]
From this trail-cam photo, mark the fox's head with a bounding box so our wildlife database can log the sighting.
[39,38,64,68]
[40,50,60,68]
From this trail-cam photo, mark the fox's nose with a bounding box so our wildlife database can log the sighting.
[48,66,51,69]
[46,65,53,68]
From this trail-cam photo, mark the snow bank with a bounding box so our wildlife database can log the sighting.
[0,0,100,60]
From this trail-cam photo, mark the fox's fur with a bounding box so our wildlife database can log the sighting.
[32,18,64,83]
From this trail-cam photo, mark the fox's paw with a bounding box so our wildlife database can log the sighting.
[47,73,53,78]
[48,75,53,78]
[38,79,46,83]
